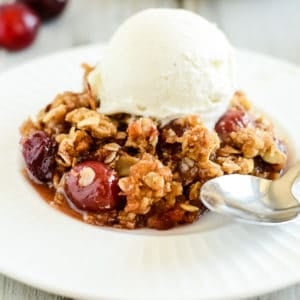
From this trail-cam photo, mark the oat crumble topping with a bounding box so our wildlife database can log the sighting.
[20,67,288,230]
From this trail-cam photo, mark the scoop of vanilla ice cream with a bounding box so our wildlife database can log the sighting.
[88,9,236,127]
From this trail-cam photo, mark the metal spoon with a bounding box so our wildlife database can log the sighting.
[200,162,300,224]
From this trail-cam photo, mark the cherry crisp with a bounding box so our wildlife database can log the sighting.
[20,67,288,230]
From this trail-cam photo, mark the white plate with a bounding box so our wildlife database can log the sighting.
[0,44,300,300]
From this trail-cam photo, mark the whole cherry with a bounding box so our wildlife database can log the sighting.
[17,0,68,21]
[22,131,57,183]
[215,109,252,140]
[0,3,40,51]
[64,161,121,213]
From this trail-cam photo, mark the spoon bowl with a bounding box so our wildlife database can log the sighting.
[200,162,300,224]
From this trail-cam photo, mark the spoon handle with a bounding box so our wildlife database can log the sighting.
[285,161,300,178]
[271,168,300,216]
[269,161,300,209]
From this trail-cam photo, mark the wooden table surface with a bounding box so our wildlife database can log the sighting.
[1,1,300,299]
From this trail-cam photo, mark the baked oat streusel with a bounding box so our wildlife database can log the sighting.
[20,70,288,230]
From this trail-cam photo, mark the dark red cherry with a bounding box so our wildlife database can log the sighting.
[0,3,40,51]
[215,109,252,140]
[22,131,57,183]
[64,161,120,213]
[17,0,68,21]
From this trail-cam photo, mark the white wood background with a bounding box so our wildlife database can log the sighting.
[1,0,300,299]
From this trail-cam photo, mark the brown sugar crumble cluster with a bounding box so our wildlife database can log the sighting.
[20,69,288,230]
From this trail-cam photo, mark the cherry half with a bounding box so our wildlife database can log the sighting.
[18,0,68,21]
[64,161,120,213]
[0,3,40,51]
